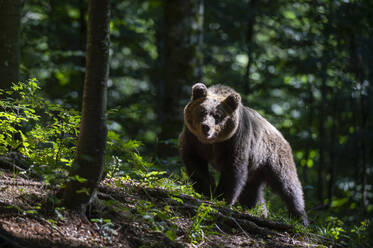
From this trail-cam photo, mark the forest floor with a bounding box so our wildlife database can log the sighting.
[0,169,342,248]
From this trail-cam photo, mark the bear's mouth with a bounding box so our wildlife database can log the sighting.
[199,131,217,143]
[204,133,214,139]
[200,125,214,139]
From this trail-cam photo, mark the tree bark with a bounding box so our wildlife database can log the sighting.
[243,0,258,98]
[326,93,338,208]
[63,0,110,211]
[349,35,368,211]
[159,0,204,156]
[78,0,87,105]
[317,7,333,204]
[317,68,327,204]
[0,0,23,89]
[302,78,314,190]
[360,95,368,211]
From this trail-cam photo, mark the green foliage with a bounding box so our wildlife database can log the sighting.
[323,216,345,240]
[105,130,152,177]
[90,218,118,238]
[135,199,179,240]
[0,79,80,184]
[188,203,217,245]
[1,80,192,196]
[1,80,161,188]
[246,203,268,218]
[6,201,42,217]
[105,130,201,199]
[316,216,371,247]
[0,79,40,154]
[350,220,370,246]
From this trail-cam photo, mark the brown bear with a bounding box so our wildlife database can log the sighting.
[179,83,308,225]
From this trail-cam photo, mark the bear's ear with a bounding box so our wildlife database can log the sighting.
[191,83,207,100]
[223,93,241,111]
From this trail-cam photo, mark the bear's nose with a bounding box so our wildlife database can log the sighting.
[201,124,210,135]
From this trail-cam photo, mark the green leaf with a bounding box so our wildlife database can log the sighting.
[25,210,38,215]
[103,219,112,224]
[331,198,348,208]
[171,196,183,204]
[165,230,177,241]
[283,10,296,20]
[74,175,87,183]
[76,187,90,196]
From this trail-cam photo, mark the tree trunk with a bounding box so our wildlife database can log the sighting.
[243,0,258,98]
[78,0,87,105]
[326,93,338,208]
[152,13,165,132]
[0,0,23,89]
[63,0,110,212]
[317,7,333,204]
[360,95,368,211]
[302,78,314,189]
[159,0,204,156]
[349,35,368,211]
[317,69,327,204]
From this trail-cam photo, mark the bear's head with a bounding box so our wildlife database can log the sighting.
[184,83,241,144]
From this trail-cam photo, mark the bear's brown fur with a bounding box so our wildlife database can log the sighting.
[179,83,308,225]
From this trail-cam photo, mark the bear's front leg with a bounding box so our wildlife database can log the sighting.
[183,155,215,196]
[215,158,248,205]
[179,129,216,196]
[180,148,215,196]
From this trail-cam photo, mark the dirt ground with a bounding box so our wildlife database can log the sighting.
[0,170,337,248]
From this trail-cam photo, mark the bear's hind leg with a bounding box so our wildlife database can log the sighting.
[266,165,308,226]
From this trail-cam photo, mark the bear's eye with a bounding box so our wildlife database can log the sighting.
[199,109,208,117]
[213,112,223,123]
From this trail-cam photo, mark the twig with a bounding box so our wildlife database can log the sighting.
[142,187,291,232]
[0,179,45,187]
[0,158,25,172]
[231,217,251,239]
[38,216,66,237]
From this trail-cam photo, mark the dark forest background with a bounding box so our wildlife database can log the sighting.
[1,0,373,232]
